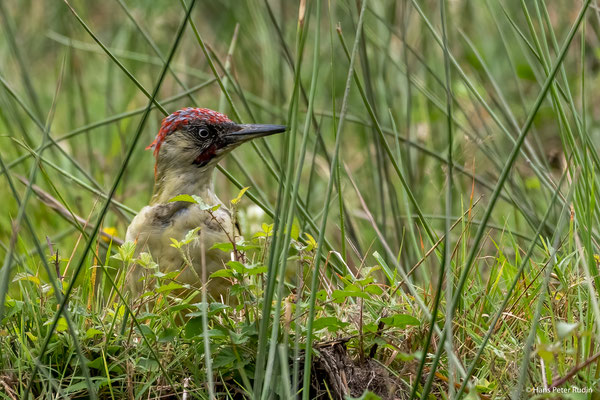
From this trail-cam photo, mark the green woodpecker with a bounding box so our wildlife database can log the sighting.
[126,107,285,300]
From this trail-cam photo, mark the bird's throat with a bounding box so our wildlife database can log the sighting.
[150,164,219,206]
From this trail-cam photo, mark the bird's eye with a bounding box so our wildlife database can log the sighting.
[198,128,210,139]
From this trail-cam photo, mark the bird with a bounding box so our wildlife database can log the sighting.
[125,107,285,301]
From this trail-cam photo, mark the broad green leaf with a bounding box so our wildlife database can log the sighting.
[315,290,327,301]
[313,316,341,331]
[184,318,227,339]
[364,285,383,295]
[85,328,103,339]
[211,242,234,252]
[169,194,197,203]
[137,357,159,371]
[87,357,104,371]
[332,289,369,302]
[381,314,420,328]
[245,265,267,276]
[211,241,259,252]
[475,378,496,393]
[210,269,235,278]
[158,328,179,343]
[153,270,180,280]
[44,317,68,333]
[227,261,246,273]
[213,350,237,368]
[229,330,250,345]
[155,281,183,293]
[356,276,374,286]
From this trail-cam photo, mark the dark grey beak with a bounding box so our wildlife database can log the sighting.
[226,124,286,144]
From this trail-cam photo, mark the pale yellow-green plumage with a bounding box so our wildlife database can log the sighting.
[125,107,285,302]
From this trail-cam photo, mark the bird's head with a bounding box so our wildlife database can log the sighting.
[148,107,286,176]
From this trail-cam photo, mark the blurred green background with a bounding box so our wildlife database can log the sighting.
[1,0,600,398]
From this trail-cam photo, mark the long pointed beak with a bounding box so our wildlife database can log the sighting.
[225,123,286,144]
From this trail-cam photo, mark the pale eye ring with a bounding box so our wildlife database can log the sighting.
[198,128,210,138]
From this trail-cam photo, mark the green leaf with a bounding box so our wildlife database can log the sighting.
[184,317,203,339]
[315,290,327,301]
[155,281,184,294]
[137,252,158,270]
[381,314,420,328]
[536,343,554,362]
[85,328,103,339]
[158,327,179,343]
[56,317,68,332]
[210,242,234,252]
[245,264,267,276]
[211,241,259,252]
[207,203,221,212]
[525,177,541,190]
[304,233,317,251]
[229,330,250,345]
[344,284,362,293]
[345,390,382,400]
[213,350,237,368]
[231,186,250,205]
[137,357,159,371]
[169,194,197,203]
[182,227,201,244]
[135,324,156,341]
[168,194,220,211]
[331,289,369,302]
[227,260,245,273]
[44,317,68,333]
[111,240,136,263]
[516,63,536,81]
[253,223,274,239]
[195,195,221,211]
[364,285,383,295]
[313,317,336,331]
[3,299,23,319]
[153,270,180,280]
[210,269,234,278]
[356,276,374,286]
[87,357,104,371]
[290,218,300,240]
[64,379,106,394]
[474,378,496,393]
[184,318,227,339]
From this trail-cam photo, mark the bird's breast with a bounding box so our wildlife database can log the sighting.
[126,202,235,281]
